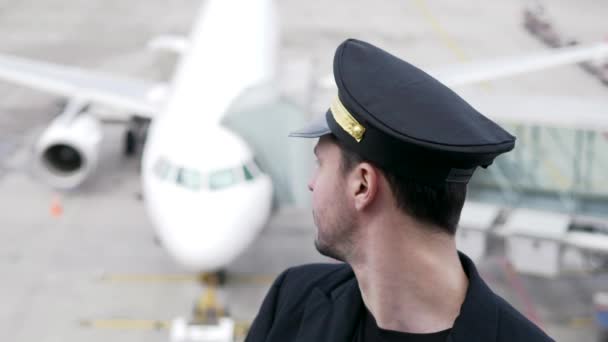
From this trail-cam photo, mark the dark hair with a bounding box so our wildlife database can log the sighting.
[334,137,467,234]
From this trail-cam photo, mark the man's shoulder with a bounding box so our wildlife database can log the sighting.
[272,262,354,309]
[459,253,553,341]
[494,294,554,341]
[280,262,353,291]
[285,262,350,280]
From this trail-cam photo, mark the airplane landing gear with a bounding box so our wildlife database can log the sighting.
[169,271,235,342]
[198,270,227,286]
[192,283,225,325]
[123,117,150,157]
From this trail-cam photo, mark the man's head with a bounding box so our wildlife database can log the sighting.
[308,134,467,261]
[290,39,515,260]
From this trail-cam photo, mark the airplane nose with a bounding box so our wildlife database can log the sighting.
[144,176,273,271]
[162,226,235,270]
[152,201,251,270]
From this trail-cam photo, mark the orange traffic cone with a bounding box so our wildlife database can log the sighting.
[50,196,63,218]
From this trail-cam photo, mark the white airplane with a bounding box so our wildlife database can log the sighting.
[0,0,607,275]
[1,0,278,272]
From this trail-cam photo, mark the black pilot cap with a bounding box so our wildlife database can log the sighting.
[290,39,516,184]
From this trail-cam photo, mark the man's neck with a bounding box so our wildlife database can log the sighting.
[349,215,469,334]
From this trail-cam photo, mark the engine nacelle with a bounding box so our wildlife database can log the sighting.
[34,113,102,189]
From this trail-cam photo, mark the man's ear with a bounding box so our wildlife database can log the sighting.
[348,162,379,211]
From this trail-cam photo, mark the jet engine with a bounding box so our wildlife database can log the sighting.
[33,113,102,189]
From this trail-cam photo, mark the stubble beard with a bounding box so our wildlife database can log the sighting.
[312,207,355,263]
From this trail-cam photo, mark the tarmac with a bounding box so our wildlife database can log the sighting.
[0,0,607,341]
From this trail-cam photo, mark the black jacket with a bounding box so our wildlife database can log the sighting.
[245,253,554,342]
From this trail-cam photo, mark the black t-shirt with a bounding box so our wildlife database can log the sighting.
[354,308,451,342]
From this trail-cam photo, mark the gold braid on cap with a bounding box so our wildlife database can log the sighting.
[330,97,366,142]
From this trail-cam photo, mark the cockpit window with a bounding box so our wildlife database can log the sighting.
[209,169,238,190]
[243,165,254,181]
[153,156,264,191]
[246,160,261,178]
[176,168,202,190]
[153,157,172,180]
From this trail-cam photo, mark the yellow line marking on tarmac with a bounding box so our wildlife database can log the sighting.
[99,273,277,285]
[99,274,198,283]
[80,319,170,330]
[80,318,252,336]
[568,316,594,328]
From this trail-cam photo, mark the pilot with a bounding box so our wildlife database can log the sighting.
[245,39,554,341]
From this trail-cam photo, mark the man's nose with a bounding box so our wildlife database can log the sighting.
[307,179,314,192]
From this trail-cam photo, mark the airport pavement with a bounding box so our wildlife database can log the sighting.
[0,0,607,341]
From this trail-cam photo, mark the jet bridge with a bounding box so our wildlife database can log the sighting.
[455,100,608,276]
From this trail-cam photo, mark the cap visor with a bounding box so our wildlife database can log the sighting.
[288,114,331,138]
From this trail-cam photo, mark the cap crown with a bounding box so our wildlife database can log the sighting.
[334,39,515,156]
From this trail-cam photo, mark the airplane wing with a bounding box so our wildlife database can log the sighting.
[319,42,608,88]
[433,42,608,86]
[0,54,167,118]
